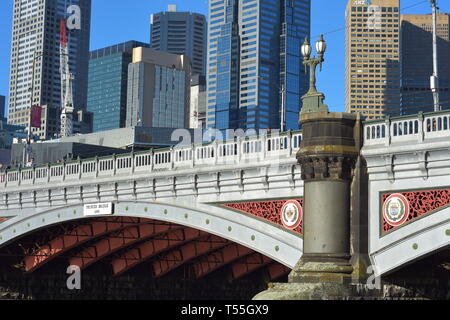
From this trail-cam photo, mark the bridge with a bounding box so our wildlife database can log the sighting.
[0,131,305,298]
[363,111,450,277]
[0,110,450,299]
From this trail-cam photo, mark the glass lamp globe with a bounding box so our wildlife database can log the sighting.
[316,34,327,55]
[301,38,312,58]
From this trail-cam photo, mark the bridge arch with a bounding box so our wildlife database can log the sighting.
[0,201,303,272]
[370,204,450,276]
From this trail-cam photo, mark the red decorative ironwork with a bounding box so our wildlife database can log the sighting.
[382,188,450,234]
[221,199,303,235]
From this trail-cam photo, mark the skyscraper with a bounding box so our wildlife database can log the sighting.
[345,0,400,120]
[7,0,91,135]
[0,96,5,121]
[206,0,311,131]
[401,13,450,115]
[190,74,207,129]
[126,47,191,129]
[150,5,207,76]
[87,41,149,133]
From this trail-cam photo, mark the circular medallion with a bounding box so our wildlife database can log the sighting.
[383,193,410,227]
[280,200,303,230]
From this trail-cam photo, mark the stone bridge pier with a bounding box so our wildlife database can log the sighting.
[255,108,450,300]
[255,110,365,300]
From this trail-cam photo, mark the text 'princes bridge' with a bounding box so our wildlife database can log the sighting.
[0,108,450,299]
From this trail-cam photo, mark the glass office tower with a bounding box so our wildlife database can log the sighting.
[87,41,148,133]
[401,13,450,115]
[151,5,207,76]
[0,95,5,121]
[126,47,191,129]
[206,0,310,131]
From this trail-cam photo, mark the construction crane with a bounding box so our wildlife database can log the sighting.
[430,0,441,112]
[59,18,74,138]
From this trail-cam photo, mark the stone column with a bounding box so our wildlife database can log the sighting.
[289,111,359,287]
[254,111,360,300]
[254,37,364,300]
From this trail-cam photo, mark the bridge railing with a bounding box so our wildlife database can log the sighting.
[0,131,303,190]
[363,110,450,146]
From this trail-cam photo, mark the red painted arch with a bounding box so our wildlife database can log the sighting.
[192,244,253,279]
[229,253,272,280]
[111,228,206,277]
[69,222,179,270]
[152,235,229,278]
[23,217,141,273]
[265,263,291,281]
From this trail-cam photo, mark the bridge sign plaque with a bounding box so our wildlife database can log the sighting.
[84,203,114,217]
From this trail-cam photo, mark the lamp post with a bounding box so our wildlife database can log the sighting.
[258,76,286,132]
[280,83,286,132]
[300,35,329,114]
[255,32,365,301]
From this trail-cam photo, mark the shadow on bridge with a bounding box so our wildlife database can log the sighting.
[382,245,450,299]
[0,215,291,300]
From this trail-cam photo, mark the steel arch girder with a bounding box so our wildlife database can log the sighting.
[228,252,272,280]
[265,263,291,281]
[192,244,254,279]
[152,235,229,278]
[23,217,141,273]
[111,228,206,276]
[69,222,178,270]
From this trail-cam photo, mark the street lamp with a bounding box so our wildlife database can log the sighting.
[300,34,329,114]
[258,76,286,132]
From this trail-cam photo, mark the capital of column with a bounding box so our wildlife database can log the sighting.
[297,154,357,182]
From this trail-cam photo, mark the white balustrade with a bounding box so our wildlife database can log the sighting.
[153,150,172,170]
[0,130,303,189]
[116,155,133,175]
[424,114,450,139]
[173,147,193,168]
[49,165,64,183]
[20,169,34,185]
[364,110,450,146]
[35,167,48,184]
[80,160,97,179]
[134,153,153,172]
[98,158,114,177]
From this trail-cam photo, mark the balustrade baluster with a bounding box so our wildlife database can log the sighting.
[131,152,135,174]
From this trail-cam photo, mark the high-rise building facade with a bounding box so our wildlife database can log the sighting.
[206,0,310,131]
[7,0,91,138]
[126,47,191,129]
[150,5,207,76]
[345,0,400,120]
[0,95,5,121]
[401,13,450,115]
[87,41,149,133]
[190,74,207,128]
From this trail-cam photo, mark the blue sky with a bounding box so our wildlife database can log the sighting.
[1,0,449,114]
